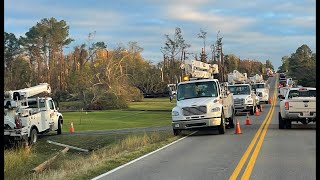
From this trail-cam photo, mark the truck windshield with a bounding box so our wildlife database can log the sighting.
[252,84,265,89]
[177,81,218,101]
[288,90,316,98]
[228,85,250,95]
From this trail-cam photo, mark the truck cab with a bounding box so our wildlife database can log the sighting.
[228,83,258,115]
[252,82,270,104]
[172,79,234,135]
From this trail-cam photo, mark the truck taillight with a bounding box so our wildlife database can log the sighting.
[285,102,289,110]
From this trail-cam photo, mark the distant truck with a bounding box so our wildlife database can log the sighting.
[278,87,316,129]
[252,82,270,104]
[228,83,259,115]
[4,83,63,145]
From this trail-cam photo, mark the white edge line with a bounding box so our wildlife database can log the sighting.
[91,131,197,180]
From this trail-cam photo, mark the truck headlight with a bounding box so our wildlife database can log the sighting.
[211,107,220,112]
[172,111,179,116]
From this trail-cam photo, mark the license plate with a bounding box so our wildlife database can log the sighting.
[303,112,310,116]
[175,124,180,128]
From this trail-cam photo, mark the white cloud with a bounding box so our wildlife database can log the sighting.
[280,16,315,28]
[164,5,256,34]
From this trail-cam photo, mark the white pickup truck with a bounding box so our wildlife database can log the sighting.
[278,87,316,129]
[172,79,235,135]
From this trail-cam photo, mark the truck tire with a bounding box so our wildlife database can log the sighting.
[173,129,181,136]
[57,117,62,135]
[28,128,38,145]
[286,119,292,129]
[218,112,226,134]
[279,112,285,129]
[265,101,269,104]
[228,109,235,129]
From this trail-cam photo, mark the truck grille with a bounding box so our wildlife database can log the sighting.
[182,106,207,116]
[234,98,244,105]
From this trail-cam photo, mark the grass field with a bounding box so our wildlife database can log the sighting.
[60,97,176,132]
[128,97,176,111]
[61,110,172,132]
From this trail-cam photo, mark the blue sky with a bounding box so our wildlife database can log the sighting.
[4,0,315,70]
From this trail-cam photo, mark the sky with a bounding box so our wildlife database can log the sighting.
[4,0,316,70]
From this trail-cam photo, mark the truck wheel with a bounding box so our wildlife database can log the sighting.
[28,128,38,145]
[57,117,62,135]
[173,129,181,136]
[250,106,254,115]
[279,112,285,129]
[286,120,292,129]
[218,113,226,134]
[266,101,269,104]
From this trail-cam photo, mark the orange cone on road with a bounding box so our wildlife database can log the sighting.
[245,113,252,125]
[269,98,272,104]
[260,104,263,112]
[70,122,75,132]
[255,106,259,116]
[235,119,242,134]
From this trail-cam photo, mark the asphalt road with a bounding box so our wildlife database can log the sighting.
[92,76,316,180]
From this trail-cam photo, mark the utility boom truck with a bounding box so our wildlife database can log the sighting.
[4,83,63,145]
[227,70,260,115]
[252,82,270,104]
[172,60,235,135]
[227,70,248,85]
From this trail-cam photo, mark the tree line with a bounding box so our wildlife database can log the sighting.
[5,17,279,110]
[277,44,316,87]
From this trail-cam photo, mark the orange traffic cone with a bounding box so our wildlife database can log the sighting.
[260,104,263,112]
[70,122,75,132]
[255,106,259,116]
[245,113,252,125]
[269,98,272,104]
[235,119,242,134]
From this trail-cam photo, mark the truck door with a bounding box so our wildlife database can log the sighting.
[40,99,50,131]
[48,100,58,126]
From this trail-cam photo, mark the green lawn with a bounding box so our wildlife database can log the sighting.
[62,110,171,132]
[128,97,176,111]
[60,98,176,132]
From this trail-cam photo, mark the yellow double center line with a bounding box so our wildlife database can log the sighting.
[229,78,278,180]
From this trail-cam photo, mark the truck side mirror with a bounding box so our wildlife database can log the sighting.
[57,107,60,111]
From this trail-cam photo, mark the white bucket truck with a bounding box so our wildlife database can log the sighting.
[172,60,235,135]
[4,83,63,145]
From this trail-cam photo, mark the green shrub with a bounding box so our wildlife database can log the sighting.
[86,92,128,110]
[123,86,144,102]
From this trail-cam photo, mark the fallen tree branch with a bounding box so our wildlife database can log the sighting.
[32,147,69,173]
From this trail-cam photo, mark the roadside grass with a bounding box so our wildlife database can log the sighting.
[59,98,175,132]
[5,131,182,180]
[128,97,176,111]
[61,110,171,132]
